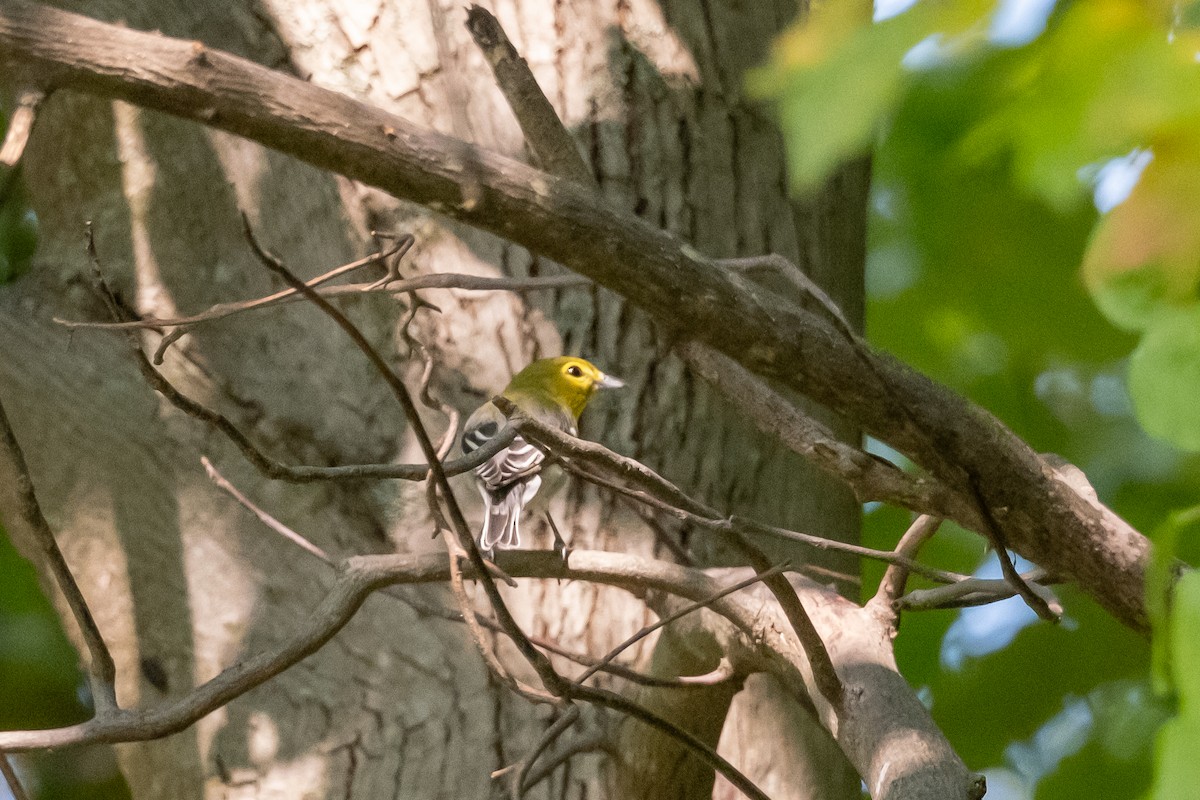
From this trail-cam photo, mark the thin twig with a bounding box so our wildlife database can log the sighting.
[201,455,695,689]
[968,477,1059,623]
[0,88,44,168]
[411,593,718,689]
[464,5,592,184]
[441,526,551,703]
[500,705,580,799]
[239,217,573,699]
[200,456,331,561]
[63,234,409,331]
[56,272,590,333]
[898,568,1061,612]
[503,408,964,584]
[122,307,518,483]
[398,288,461,459]
[573,565,781,685]
[872,515,944,611]
[0,367,117,714]
[721,254,852,337]
[0,752,30,800]
[621,498,697,567]
[724,536,843,710]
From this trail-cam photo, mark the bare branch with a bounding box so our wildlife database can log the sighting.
[676,342,979,525]
[967,478,1059,623]
[871,515,944,614]
[56,271,589,334]
[0,87,43,167]
[201,456,331,562]
[0,752,30,800]
[503,406,965,585]
[463,4,592,184]
[0,3,1146,629]
[0,550,976,798]
[239,217,575,701]
[573,565,783,686]
[898,569,1062,612]
[0,392,117,713]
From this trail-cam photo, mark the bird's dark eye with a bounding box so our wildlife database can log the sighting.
[566,365,584,378]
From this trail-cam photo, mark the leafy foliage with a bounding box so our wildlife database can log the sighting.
[755,0,1200,795]
[756,0,1200,451]
[1147,570,1200,798]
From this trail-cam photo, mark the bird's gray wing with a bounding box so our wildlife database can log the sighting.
[474,434,545,491]
[461,402,546,490]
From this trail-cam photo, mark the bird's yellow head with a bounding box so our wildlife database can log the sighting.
[503,356,624,420]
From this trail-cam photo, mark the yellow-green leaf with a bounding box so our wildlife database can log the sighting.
[1128,305,1200,450]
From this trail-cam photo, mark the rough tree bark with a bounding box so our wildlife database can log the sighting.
[0,1,868,799]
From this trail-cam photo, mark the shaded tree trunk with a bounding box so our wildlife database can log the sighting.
[0,0,867,797]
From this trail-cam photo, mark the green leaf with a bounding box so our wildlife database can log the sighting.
[1083,144,1200,332]
[1091,681,1171,763]
[964,0,1200,209]
[1148,572,1200,798]
[1147,506,1200,693]
[750,0,992,190]
[1128,306,1200,451]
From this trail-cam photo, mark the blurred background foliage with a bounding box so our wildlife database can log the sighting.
[754,0,1200,797]
[3,1,1200,798]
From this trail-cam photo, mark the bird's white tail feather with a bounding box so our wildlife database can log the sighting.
[479,475,542,552]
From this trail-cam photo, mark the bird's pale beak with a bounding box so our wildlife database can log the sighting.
[596,373,625,389]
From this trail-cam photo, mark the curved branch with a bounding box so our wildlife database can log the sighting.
[676,342,978,524]
[0,1,1151,630]
[0,550,976,797]
[0,393,117,712]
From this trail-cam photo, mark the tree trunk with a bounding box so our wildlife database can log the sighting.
[0,0,866,798]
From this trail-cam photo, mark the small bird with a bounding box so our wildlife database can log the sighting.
[461,356,623,555]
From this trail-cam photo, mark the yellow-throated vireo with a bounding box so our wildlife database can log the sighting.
[460,356,623,554]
